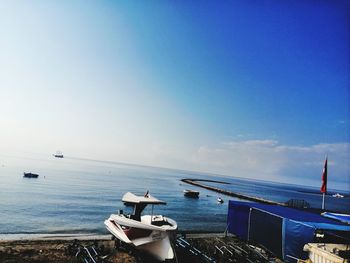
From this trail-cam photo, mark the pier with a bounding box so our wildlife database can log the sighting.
[181,178,286,206]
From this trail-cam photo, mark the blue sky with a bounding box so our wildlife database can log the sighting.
[0,1,349,189]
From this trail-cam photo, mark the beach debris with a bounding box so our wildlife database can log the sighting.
[177,234,275,263]
[66,239,110,263]
[303,243,350,263]
[176,236,216,263]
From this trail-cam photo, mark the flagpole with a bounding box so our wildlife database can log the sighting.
[320,155,327,210]
[322,192,325,210]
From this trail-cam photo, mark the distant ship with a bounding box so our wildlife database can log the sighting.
[53,151,64,158]
[23,172,39,178]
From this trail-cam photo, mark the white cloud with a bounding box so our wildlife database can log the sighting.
[181,140,350,190]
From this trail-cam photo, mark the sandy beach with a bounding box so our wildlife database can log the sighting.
[0,237,137,263]
[0,233,282,263]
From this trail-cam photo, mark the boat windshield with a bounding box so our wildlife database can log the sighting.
[122,192,166,221]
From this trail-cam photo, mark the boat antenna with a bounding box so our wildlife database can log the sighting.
[144,190,149,198]
[151,205,154,222]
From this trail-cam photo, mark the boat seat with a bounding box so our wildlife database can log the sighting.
[130,214,141,221]
[151,217,172,226]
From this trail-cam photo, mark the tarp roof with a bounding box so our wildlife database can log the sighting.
[228,201,350,263]
[122,192,166,205]
[322,212,350,225]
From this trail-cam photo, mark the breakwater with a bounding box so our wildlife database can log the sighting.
[181,178,286,206]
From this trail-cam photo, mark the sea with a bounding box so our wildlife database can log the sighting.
[0,153,349,239]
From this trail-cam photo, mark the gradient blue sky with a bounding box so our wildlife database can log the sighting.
[1,1,349,189]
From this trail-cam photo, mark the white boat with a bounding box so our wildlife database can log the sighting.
[217,197,224,204]
[104,192,177,261]
[332,193,344,198]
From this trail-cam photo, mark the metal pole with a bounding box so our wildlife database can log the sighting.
[322,193,325,210]
[151,205,154,222]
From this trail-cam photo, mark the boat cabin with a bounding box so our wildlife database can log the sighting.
[122,192,166,221]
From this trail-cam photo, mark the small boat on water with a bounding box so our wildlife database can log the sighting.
[53,151,64,158]
[104,191,178,261]
[183,189,200,198]
[23,172,39,178]
[332,193,344,198]
[217,197,224,204]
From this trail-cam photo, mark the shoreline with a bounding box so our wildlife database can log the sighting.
[0,233,112,242]
[0,230,224,241]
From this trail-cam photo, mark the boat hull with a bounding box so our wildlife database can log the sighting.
[105,214,177,261]
[138,235,174,261]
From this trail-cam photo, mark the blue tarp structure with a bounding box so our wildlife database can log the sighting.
[227,201,350,262]
[322,212,350,224]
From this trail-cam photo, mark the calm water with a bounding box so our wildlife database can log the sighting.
[0,153,349,238]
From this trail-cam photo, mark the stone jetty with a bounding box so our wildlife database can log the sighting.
[181,178,286,206]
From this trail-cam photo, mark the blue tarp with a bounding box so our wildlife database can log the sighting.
[227,201,350,263]
[322,212,350,224]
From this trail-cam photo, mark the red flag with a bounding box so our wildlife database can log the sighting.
[320,158,327,193]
